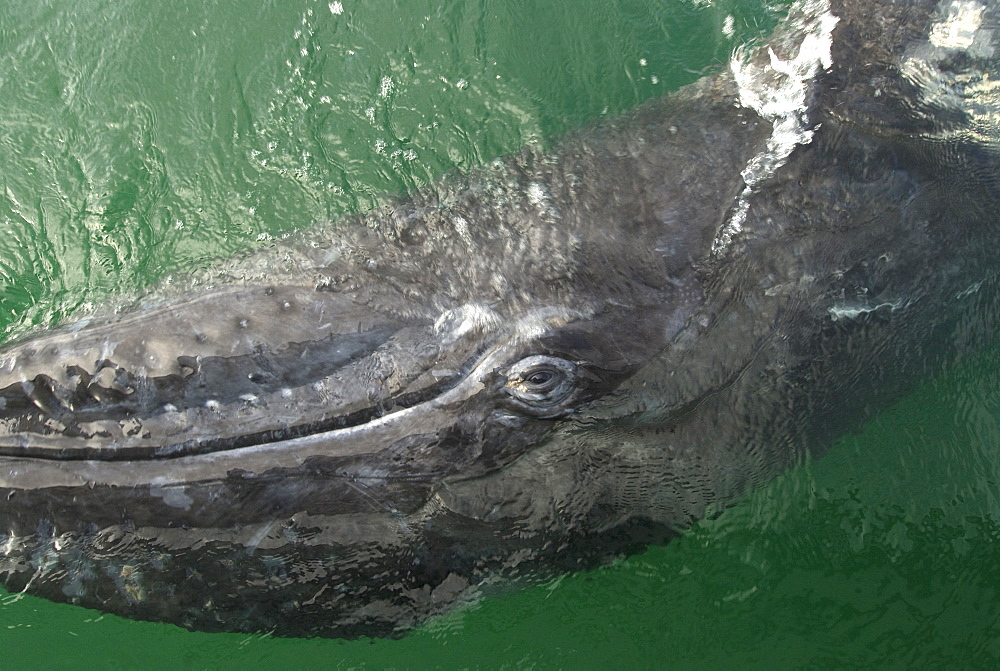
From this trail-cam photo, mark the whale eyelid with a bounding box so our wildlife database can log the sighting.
[502,355,581,417]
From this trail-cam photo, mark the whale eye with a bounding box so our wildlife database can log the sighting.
[524,369,555,387]
[504,355,579,417]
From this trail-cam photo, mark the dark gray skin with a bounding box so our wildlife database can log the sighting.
[1,0,999,637]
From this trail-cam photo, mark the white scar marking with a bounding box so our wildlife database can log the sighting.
[828,298,908,321]
[930,0,984,50]
[451,215,473,244]
[434,303,502,343]
[526,181,559,222]
[715,0,839,254]
[900,0,998,145]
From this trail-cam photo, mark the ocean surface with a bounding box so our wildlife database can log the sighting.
[1,0,999,667]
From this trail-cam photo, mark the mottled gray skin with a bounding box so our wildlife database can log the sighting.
[1,0,999,637]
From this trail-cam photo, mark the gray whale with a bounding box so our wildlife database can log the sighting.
[1,0,999,637]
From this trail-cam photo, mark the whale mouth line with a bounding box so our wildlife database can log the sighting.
[0,373,460,463]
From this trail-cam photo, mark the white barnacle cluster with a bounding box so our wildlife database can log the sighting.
[715,0,839,254]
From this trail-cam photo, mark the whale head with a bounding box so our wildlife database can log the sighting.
[1,0,1000,637]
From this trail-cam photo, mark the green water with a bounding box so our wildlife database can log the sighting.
[1,0,999,667]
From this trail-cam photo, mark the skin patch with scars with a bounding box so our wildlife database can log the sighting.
[929,0,992,52]
[901,0,1000,144]
[715,0,839,253]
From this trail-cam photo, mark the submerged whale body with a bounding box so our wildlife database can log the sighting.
[1,0,999,637]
